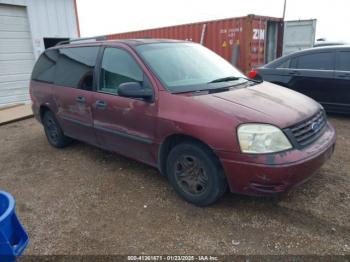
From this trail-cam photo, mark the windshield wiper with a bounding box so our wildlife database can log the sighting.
[209,76,240,83]
[209,76,262,84]
[172,76,262,94]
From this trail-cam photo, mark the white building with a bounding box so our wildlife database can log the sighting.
[0,0,79,107]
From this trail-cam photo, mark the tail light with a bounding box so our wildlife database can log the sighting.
[248,70,258,79]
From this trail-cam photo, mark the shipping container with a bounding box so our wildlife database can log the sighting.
[106,15,284,73]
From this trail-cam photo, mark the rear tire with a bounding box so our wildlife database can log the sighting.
[42,111,71,148]
[166,141,227,206]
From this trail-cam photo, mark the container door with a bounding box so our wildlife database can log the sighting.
[265,21,279,63]
[282,19,317,56]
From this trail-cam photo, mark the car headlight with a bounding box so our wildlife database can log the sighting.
[237,124,292,154]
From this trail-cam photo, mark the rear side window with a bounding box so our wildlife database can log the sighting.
[275,59,290,69]
[336,51,350,71]
[31,50,59,83]
[296,52,333,70]
[99,48,143,94]
[54,47,99,90]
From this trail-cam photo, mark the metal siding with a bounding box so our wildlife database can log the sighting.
[0,0,26,6]
[0,0,78,107]
[55,0,69,36]
[0,4,34,107]
[26,0,78,58]
[46,0,59,35]
[64,0,79,37]
[106,15,283,73]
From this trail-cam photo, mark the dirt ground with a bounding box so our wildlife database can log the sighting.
[0,116,349,256]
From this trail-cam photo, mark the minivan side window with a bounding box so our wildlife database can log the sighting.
[296,52,333,70]
[54,47,99,90]
[99,48,143,94]
[336,51,350,71]
[31,49,59,83]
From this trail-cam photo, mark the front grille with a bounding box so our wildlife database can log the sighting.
[286,110,327,148]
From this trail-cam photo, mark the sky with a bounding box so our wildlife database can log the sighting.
[76,0,350,42]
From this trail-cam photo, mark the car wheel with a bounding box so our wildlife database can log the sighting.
[166,141,227,206]
[42,111,71,148]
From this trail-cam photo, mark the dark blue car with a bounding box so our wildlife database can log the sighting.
[249,45,350,114]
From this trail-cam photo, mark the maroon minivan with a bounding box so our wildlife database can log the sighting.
[30,39,336,206]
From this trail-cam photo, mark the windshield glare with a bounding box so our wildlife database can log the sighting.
[135,43,245,92]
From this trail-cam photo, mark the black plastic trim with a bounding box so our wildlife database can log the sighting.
[61,116,92,127]
[94,125,153,144]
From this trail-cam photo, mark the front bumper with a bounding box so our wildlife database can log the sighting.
[217,122,336,196]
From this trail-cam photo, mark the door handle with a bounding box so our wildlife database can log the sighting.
[95,100,107,109]
[76,96,86,104]
[288,70,299,75]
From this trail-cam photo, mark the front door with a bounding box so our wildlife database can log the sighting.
[53,46,99,144]
[92,46,157,165]
[288,51,335,104]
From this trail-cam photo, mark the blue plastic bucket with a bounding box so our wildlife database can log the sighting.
[0,191,29,262]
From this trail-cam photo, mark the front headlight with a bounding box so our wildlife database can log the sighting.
[237,124,292,154]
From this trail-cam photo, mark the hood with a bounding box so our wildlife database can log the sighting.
[192,82,321,128]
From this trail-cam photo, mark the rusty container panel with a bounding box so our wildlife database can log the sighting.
[202,17,246,70]
[106,15,283,73]
[245,15,284,73]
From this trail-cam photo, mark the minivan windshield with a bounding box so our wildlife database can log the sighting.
[135,42,246,93]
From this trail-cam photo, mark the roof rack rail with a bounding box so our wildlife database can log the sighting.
[55,36,107,46]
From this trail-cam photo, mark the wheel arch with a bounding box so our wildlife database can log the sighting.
[158,133,223,176]
[39,104,53,122]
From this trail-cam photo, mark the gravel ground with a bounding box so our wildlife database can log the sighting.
[0,116,349,256]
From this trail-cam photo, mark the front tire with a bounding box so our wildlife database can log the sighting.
[166,141,227,206]
[42,111,71,148]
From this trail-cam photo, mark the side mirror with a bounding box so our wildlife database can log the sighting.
[118,82,153,100]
